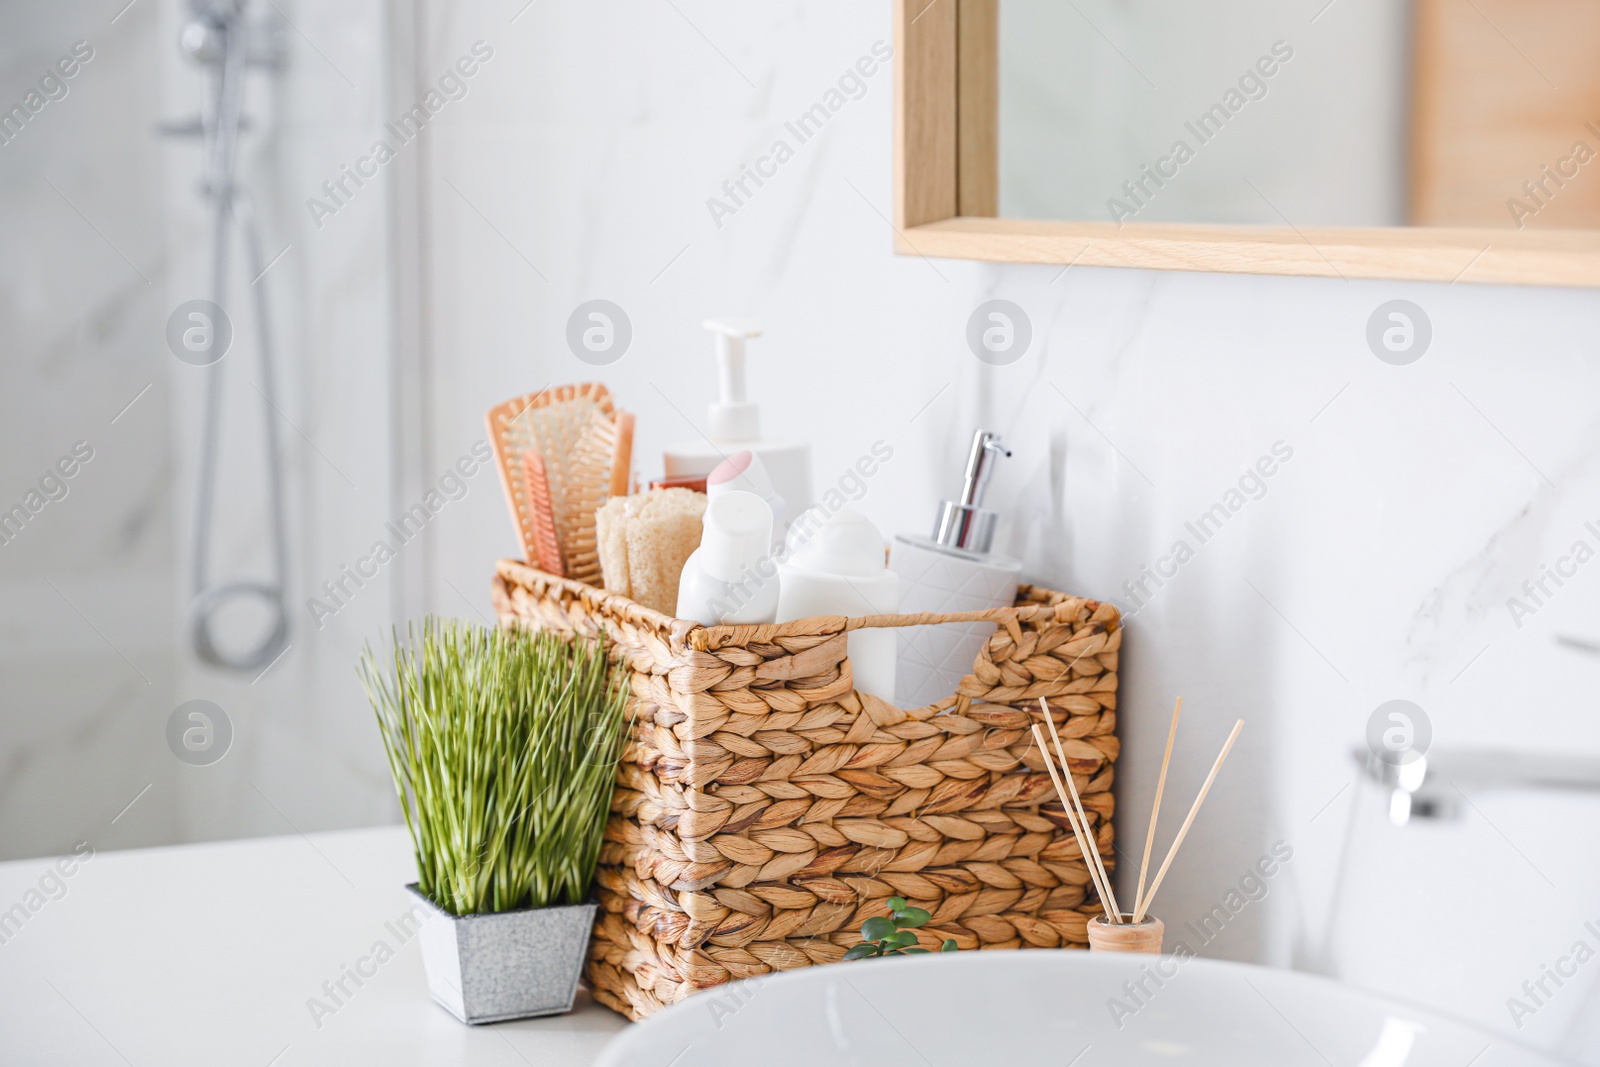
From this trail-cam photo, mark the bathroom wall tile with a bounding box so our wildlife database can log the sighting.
[0,0,181,858]
[0,0,403,859]
[157,0,401,846]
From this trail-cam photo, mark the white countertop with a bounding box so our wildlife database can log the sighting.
[0,827,630,1065]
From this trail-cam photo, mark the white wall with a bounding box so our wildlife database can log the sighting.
[408,0,1600,1056]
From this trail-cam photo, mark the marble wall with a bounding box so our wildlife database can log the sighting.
[0,2,180,859]
[152,0,404,852]
[0,0,401,859]
[6,0,1600,1056]
[406,0,1600,1055]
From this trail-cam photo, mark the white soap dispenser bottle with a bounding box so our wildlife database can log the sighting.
[663,319,813,527]
[890,430,1023,709]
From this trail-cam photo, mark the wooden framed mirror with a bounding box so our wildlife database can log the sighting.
[893,0,1600,286]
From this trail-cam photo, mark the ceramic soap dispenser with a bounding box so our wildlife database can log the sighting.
[889,429,1022,709]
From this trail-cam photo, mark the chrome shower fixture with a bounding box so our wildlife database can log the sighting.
[164,0,292,673]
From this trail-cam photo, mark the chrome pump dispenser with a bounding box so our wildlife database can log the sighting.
[890,429,1024,708]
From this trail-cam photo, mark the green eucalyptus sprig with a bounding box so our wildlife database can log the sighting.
[844,897,959,960]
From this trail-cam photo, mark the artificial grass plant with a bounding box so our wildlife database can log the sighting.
[361,619,631,916]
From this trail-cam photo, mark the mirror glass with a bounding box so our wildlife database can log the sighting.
[997,0,1600,230]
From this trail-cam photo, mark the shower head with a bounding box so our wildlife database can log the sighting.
[179,1,285,70]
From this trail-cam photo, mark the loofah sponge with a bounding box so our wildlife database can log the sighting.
[594,488,706,616]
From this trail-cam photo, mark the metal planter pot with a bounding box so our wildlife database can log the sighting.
[406,884,598,1024]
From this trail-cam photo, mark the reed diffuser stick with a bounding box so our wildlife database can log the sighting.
[1133,696,1182,921]
[1038,700,1120,920]
[1133,719,1244,924]
[1030,724,1116,924]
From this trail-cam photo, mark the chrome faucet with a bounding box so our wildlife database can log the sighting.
[1357,748,1600,825]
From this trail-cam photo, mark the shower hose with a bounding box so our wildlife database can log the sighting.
[187,4,291,672]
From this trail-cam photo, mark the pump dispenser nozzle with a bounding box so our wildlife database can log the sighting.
[703,319,763,440]
[663,317,813,527]
[932,430,1010,553]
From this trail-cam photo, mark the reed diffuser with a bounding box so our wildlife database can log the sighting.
[1032,697,1242,954]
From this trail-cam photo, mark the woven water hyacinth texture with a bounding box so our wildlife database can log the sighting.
[491,559,1121,1021]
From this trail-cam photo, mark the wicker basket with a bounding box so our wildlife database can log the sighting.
[491,559,1121,1021]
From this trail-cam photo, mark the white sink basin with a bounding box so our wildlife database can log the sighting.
[597,951,1571,1066]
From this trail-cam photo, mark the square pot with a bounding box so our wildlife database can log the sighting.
[406,884,598,1024]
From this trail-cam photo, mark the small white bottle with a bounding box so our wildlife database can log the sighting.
[890,430,1023,708]
[777,508,900,702]
[663,319,813,525]
[707,450,786,554]
[675,490,779,625]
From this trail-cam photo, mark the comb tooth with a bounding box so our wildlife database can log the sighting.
[521,451,565,577]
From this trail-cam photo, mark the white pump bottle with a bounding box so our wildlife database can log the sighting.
[663,319,813,530]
